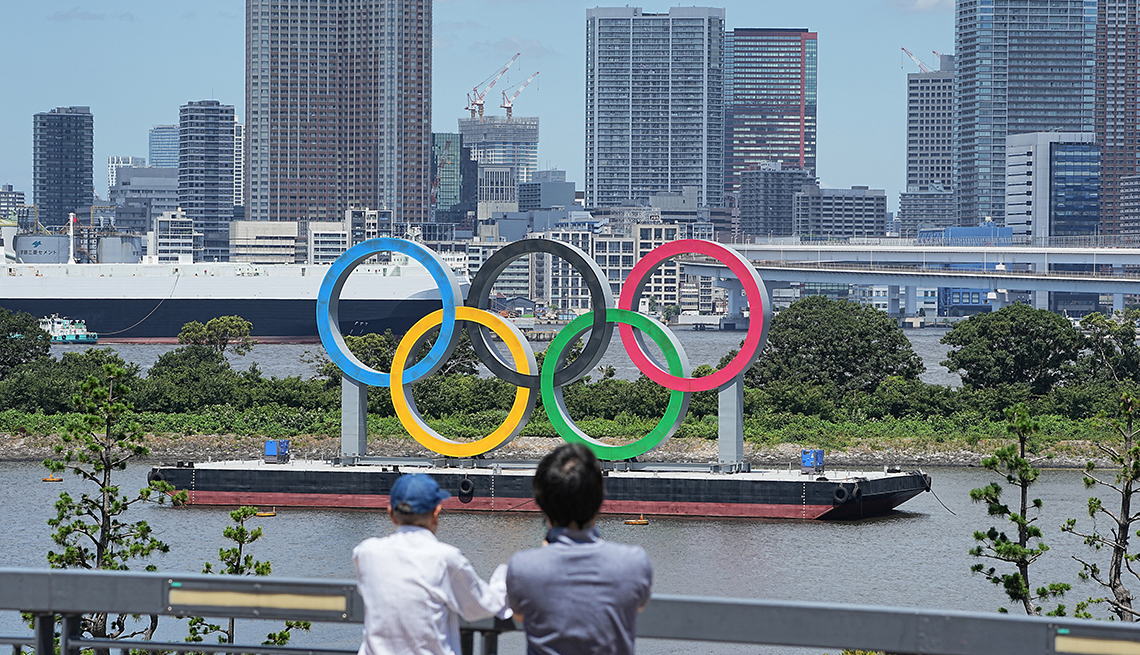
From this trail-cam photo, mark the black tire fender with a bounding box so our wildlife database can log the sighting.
[458,478,475,496]
[851,484,862,503]
[833,485,849,504]
[148,469,165,484]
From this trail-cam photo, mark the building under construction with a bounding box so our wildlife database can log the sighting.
[458,116,540,184]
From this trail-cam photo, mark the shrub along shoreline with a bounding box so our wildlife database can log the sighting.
[0,405,1113,468]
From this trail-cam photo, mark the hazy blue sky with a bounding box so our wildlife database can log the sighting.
[0,0,953,211]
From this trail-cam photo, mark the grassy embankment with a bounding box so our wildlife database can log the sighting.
[0,406,1114,464]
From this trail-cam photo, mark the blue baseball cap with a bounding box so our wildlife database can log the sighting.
[390,473,451,514]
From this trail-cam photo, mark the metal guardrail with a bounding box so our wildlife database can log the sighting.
[2,567,1140,655]
[751,260,1140,280]
[680,254,1140,281]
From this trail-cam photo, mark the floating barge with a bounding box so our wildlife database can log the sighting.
[149,459,931,520]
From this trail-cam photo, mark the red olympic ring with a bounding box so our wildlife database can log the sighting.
[617,240,767,392]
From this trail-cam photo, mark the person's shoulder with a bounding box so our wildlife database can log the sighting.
[600,541,651,568]
[353,535,387,553]
[507,545,551,573]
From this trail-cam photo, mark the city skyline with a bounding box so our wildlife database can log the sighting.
[0,1,954,213]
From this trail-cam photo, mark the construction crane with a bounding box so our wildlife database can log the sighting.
[901,47,931,73]
[500,71,539,121]
[466,53,520,119]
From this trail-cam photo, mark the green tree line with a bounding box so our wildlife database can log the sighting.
[0,300,1137,443]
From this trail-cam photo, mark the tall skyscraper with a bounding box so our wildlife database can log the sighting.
[148,125,179,169]
[245,0,431,230]
[724,28,817,195]
[1097,0,1139,235]
[107,155,146,195]
[897,54,955,237]
[179,100,235,261]
[585,7,725,208]
[33,106,94,227]
[954,0,1095,226]
[233,122,245,210]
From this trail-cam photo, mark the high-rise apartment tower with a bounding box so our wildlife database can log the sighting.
[724,28,817,195]
[33,106,94,227]
[585,6,724,208]
[897,54,955,237]
[179,100,235,261]
[1097,0,1139,234]
[245,0,431,229]
[953,0,1095,226]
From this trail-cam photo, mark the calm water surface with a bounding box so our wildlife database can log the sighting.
[0,461,1107,653]
[38,328,975,651]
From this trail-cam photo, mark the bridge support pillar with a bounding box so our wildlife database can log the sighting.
[342,377,368,460]
[1033,290,1049,311]
[904,285,917,317]
[716,276,747,330]
[1115,293,1125,314]
[718,374,745,468]
[888,285,900,316]
[988,290,1010,312]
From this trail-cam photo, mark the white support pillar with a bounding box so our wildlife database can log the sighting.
[341,376,368,459]
[888,285,900,316]
[904,286,917,317]
[718,374,745,468]
[1115,293,1125,314]
[1033,290,1049,311]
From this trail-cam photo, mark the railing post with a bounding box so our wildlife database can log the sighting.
[33,614,54,655]
[58,615,80,655]
[459,629,474,655]
[481,630,499,655]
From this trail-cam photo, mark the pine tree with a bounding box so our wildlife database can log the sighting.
[43,363,183,653]
[968,404,1070,615]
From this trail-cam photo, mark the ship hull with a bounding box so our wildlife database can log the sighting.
[2,261,452,339]
[149,462,931,521]
[1,298,440,339]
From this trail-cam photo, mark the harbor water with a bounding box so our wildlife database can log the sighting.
[53,326,963,388]
[0,461,1109,653]
[23,328,1001,652]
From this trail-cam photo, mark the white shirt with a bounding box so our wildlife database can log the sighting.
[354,525,508,655]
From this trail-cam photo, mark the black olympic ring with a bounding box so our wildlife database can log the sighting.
[465,239,614,388]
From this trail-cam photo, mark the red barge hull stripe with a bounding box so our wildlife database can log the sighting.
[183,490,837,519]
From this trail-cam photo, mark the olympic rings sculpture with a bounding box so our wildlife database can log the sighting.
[316,237,770,460]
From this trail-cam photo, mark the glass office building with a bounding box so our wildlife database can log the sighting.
[724,28,817,195]
[954,0,1096,226]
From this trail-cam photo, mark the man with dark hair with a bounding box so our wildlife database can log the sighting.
[507,443,653,655]
[354,473,508,655]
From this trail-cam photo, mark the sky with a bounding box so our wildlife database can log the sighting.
[0,0,955,212]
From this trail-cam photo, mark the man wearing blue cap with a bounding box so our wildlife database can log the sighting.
[354,473,508,655]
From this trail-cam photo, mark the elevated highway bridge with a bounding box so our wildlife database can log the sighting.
[679,239,1140,317]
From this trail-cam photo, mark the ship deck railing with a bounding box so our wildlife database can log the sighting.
[0,567,1133,655]
[328,456,895,477]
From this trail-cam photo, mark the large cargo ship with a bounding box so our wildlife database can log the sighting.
[148,459,932,520]
[1,259,455,340]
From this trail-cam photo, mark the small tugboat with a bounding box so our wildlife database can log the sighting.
[39,315,98,344]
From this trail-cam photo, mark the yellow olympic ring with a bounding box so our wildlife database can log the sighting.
[390,307,537,458]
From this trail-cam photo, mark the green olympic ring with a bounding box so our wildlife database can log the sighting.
[541,308,691,460]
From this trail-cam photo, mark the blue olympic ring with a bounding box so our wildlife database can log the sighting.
[316,238,463,387]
